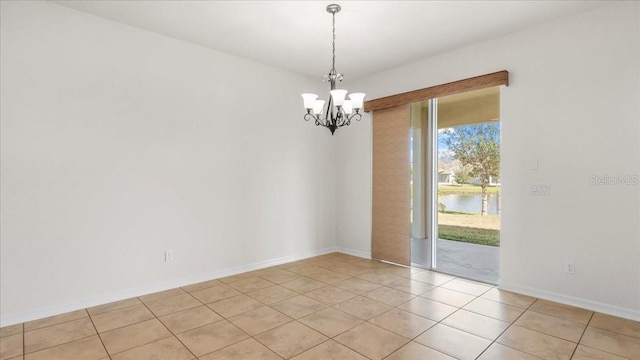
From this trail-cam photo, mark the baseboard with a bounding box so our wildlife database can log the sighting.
[500,282,640,322]
[335,246,371,259]
[0,246,340,327]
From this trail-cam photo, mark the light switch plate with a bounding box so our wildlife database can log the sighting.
[531,184,550,195]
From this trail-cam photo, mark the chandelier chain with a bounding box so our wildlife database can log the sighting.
[332,11,336,71]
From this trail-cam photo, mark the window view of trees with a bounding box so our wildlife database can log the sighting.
[441,122,500,216]
[436,122,501,249]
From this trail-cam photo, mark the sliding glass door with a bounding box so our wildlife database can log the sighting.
[410,98,438,269]
[411,87,501,283]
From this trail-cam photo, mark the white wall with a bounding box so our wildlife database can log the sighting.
[0,1,336,326]
[336,119,372,258]
[338,1,640,320]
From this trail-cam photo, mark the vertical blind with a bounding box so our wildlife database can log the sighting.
[371,104,411,265]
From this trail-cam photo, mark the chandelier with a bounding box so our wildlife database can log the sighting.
[301,4,365,135]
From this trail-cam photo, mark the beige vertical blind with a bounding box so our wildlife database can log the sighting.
[372,104,411,265]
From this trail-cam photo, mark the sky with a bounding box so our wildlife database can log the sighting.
[410,122,501,163]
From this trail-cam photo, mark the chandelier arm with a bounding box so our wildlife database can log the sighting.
[346,112,363,122]
[304,113,325,127]
[335,112,363,129]
[303,112,316,122]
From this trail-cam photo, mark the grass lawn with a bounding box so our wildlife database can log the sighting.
[438,184,500,195]
[437,210,500,246]
[438,225,500,246]
[438,211,499,230]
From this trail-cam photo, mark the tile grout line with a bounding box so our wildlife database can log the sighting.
[88,301,159,335]
[189,269,331,359]
[21,311,89,332]
[526,298,595,325]
[86,291,203,358]
[568,311,595,359]
[137,297,199,360]
[248,319,303,360]
[86,308,112,360]
[567,312,637,359]
[381,273,497,358]
[22,332,98,356]
[20,311,99,357]
[351,270,464,357]
[471,295,540,359]
[150,287,231,359]
[325,271,478,359]
[394,284,488,358]
[505,306,594,348]
[249,261,383,359]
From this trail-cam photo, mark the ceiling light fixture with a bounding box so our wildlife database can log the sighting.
[301,4,365,135]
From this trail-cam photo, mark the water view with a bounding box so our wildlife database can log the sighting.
[439,193,499,215]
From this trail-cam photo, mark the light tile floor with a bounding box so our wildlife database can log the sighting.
[1,253,639,360]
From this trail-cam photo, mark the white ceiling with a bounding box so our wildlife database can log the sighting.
[53,0,613,81]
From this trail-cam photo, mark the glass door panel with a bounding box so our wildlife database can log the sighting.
[411,87,501,283]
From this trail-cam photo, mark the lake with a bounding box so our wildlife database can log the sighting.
[439,193,500,215]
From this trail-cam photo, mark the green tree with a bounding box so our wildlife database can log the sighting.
[453,165,472,185]
[443,123,500,216]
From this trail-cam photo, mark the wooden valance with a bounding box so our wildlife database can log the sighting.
[364,70,509,112]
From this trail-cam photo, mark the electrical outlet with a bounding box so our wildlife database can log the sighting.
[165,250,174,262]
[565,262,575,274]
